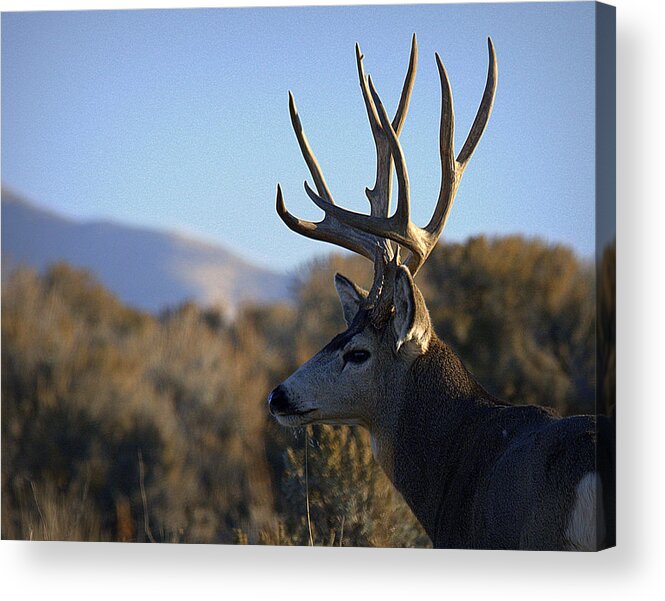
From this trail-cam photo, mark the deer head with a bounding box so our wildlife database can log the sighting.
[269,35,497,429]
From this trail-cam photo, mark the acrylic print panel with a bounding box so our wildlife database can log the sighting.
[1,1,615,550]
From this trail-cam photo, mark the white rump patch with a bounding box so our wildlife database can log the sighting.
[566,472,605,551]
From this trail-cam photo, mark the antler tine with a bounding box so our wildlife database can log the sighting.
[403,51,455,275]
[392,33,419,135]
[407,37,498,274]
[456,38,498,169]
[287,91,334,204]
[356,34,418,218]
[367,76,415,247]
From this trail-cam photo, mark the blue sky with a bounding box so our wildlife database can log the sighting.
[2,2,597,272]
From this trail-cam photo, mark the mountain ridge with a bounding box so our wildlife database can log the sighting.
[1,188,292,314]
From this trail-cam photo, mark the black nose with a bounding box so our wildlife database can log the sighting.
[268,385,291,415]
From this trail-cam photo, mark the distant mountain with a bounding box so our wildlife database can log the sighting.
[1,189,293,314]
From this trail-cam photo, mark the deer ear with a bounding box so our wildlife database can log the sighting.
[334,273,368,326]
[392,265,431,356]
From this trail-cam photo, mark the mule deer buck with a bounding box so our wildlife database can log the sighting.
[269,36,615,550]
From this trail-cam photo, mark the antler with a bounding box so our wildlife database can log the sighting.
[276,36,497,307]
[316,38,497,276]
[276,35,418,301]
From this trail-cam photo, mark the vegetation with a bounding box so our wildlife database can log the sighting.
[1,235,608,545]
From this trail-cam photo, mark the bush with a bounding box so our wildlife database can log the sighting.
[1,236,600,545]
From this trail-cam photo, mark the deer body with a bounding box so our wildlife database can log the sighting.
[374,336,613,550]
[270,36,614,550]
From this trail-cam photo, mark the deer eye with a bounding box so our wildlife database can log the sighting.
[343,350,370,365]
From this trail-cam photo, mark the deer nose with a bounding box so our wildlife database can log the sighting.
[268,385,291,415]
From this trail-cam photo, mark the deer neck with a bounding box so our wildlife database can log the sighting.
[368,335,499,539]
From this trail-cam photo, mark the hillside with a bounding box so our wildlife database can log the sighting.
[1,189,292,313]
